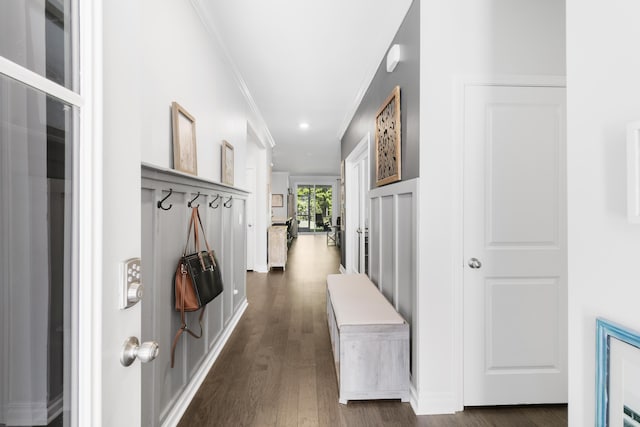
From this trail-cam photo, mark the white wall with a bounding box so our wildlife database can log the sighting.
[416,0,565,413]
[566,1,640,425]
[101,1,273,422]
[271,171,289,219]
[138,1,246,185]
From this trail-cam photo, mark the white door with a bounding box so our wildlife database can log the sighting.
[245,168,256,270]
[463,85,567,405]
[345,134,370,274]
[100,1,145,425]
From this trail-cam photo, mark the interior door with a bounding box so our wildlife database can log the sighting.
[346,136,369,274]
[463,85,567,405]
[101,0,145,424]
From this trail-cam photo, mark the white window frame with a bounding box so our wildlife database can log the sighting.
[0,1,103,425]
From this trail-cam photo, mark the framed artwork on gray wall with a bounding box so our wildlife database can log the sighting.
[375,85,401,187]
[171,102,197,175]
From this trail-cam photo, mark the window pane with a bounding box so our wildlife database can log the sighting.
[0,0,74,90]
[0,73,73,426]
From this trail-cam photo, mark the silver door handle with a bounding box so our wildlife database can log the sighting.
[468,258,482,269]
[120,337,159,366]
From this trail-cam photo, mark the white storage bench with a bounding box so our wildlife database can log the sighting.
[326,273,409,404]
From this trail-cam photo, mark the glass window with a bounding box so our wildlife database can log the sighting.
[0,0,74,90]
[0,73,73,426]
[296,185,332,232]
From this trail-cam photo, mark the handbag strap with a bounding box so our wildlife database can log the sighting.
[182,207,198,256]
[194,208,217,267]
[183,207,217,268]
[171,263,206,368]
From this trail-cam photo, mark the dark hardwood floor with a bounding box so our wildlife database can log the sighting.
[178,235,567,426]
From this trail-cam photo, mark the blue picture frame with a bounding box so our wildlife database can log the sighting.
[596,318,640,426]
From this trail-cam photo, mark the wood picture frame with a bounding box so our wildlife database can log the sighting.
[375,86,401,187]
[272,193,284,207]
[221,140,234,185]
[171,102,197,175]
[596,318,640,426]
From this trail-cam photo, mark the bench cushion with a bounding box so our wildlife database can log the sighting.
[326,273,405,327]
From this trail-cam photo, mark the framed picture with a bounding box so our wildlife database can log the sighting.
[171,102,197,175]
[375,85,401,187]
[596,318,640,426]
[627,121,640,223]
[221,140,234,185]
[272,194,284,207]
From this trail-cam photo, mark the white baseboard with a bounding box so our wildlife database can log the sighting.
[161,299,249,427]
[410,387,459,415]
[252,264,268,273]
[3,393,62,426]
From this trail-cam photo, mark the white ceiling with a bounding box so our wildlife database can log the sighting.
[196,0,413,176]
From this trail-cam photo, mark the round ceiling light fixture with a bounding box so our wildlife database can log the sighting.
[299,122,310,130]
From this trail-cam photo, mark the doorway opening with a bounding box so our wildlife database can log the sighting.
[296,185,333,232]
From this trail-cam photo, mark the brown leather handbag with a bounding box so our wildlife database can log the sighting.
[171,207,223,368]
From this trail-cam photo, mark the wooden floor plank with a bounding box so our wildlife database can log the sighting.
[178,235,567,427]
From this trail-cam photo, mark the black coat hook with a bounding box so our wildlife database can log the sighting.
[157,189,173,211]
[209,194,221,209]
[188,192,201,208]
[223,196,233,208]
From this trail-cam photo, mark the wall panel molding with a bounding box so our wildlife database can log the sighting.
[369,178,419,393]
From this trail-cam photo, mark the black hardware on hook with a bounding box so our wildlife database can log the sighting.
[188,192,201,208]
[157,188,173,211]
[223,196,233,208]
[209,194,221,209]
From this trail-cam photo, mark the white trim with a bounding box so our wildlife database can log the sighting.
[344,134,370,274]
[252,263,269,273]
[337,63,379,140]
[76,1,103,426]
[161,300,248,427]
[627,121,640,223]
[411,391,458,415]
[452,75,567,411]
[454,74,566,89]
[190,0,276,148]
[0,56,83,107]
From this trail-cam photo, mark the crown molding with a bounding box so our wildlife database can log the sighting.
[190,0,276,148]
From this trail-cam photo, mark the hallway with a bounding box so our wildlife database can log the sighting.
[178,235,567,426]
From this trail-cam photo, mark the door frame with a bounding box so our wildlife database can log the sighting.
[344,133,370,274]
[453,75,567,409]
[0,1,103,425]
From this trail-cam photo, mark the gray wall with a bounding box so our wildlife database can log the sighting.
[341,0,420,185]
[340,0,419,283]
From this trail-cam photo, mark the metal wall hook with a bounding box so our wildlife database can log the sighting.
[223,196,233,208]
[188,192,201,208]
[209,194,221,209]
[157,189,173,211]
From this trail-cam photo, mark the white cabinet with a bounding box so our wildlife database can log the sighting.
[268,225,288,270]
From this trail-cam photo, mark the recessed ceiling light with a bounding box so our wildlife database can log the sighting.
[299,122,309,130]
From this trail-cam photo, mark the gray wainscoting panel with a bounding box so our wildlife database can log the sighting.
[141,164,248,426]
[369,178,419,379]
[369,197,380,286]
[379,196,395,302]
